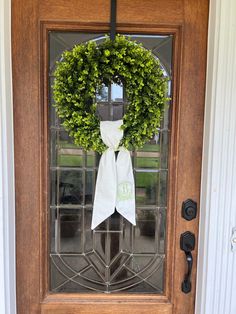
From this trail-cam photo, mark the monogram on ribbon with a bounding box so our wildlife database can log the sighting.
[91,120,136,229]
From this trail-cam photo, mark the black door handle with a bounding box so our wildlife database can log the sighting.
[180,231,195,293]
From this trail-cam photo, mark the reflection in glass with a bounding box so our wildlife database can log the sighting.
[134,209,156,253]
[49,32,172,293]
[60,209,82,253]
[96,103,110,121]
[111,83,123,102]
[135,172,159,206]
[58,149,83,167]
[96,84,109,102]
[59,170,83,204]
[86,151,96,167]
[85,171,93,204]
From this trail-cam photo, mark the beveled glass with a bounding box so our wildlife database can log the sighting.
[49,32,172,293]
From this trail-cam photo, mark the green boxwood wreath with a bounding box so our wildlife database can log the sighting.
[53,35,169,153]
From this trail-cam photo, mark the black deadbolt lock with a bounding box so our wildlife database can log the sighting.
[182,199,197,221]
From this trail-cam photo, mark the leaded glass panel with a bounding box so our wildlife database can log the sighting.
[49,32,172,293]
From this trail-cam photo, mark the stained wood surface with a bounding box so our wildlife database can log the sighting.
[12,0,209,313]
[41,304,172,314]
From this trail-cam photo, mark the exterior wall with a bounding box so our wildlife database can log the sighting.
[195,0,236,313]
[0,0,236,313]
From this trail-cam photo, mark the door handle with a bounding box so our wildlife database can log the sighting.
[180,231,195,293]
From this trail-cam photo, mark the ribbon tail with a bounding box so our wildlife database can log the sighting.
[116,149,136,225]
[91,149,117,229]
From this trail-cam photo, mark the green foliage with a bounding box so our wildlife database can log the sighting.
[53,35,169,153]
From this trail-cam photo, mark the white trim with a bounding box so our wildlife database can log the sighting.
[195,0,236,313]
[0,0,16,313]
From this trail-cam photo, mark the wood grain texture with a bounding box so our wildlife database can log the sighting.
[12,0,40,313]
[172,1,209,313]
[39,0,183,23]
[12,0,209,313]
[41,303,172,314]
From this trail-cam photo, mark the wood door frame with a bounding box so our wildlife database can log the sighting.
[40,21,182,307]
[12,1,209,313]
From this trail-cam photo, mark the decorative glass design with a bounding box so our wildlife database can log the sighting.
[49,32,172,293]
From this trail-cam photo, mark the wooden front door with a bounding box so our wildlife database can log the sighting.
[12,1,209,313]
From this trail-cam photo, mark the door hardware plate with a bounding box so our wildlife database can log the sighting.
[182,199,197,221]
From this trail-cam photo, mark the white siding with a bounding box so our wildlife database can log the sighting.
[196,0,236,313]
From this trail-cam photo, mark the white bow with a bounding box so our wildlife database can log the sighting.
[91,120,136,229]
